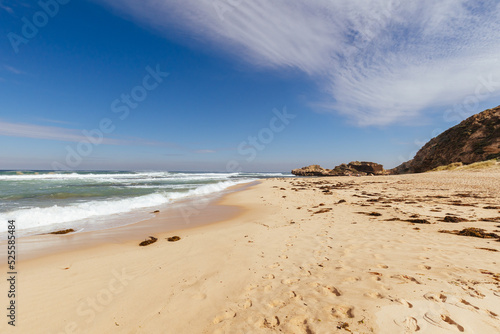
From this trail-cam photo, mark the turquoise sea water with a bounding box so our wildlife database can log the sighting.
[0,171,288,237]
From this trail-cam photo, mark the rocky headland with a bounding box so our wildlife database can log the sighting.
[392,105,500,174]
[292,105,500,176]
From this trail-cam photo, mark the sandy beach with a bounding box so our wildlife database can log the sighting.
[1,168,500,333]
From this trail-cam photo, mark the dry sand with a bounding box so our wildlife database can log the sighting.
[1,168,500,333]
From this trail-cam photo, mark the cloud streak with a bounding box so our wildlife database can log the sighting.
[98,0,500,125]
[0,120,174,147]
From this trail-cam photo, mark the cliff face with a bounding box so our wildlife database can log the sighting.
[393,106,500,174]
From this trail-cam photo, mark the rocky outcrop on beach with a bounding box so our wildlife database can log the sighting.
[291,165,334,176]
[393,106,500,174]
[340,161,385,175]
[292,161,385,176]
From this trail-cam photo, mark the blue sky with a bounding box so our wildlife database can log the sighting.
[1,0,500,172]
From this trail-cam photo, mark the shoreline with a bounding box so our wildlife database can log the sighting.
[0,180,259,262]
[1,170,499,333]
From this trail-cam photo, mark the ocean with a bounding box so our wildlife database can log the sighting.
[0,170,288,238]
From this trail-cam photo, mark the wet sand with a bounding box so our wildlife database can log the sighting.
[0,182,255,262]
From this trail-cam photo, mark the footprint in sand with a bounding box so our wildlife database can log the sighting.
[423,311,464,332]
[394,316,420,332]
[238,299,252,309]
[281,278,300,285]
[377,264,389,269]
[191,293,207,300]
[325,286,342,296]
[343,276,361,283]
[330,305,355,319]
[262,274,275,279]
[267,299,286,308]
[364,291,384,299]
[391,274,421,284]
[213,310,236,324]
[423,293,442,303]
[299,269,312,277]
[259,316,280,328]
[369,272,383,281]
[395,298,413,308]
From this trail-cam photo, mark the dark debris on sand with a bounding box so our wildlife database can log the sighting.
[475,247,498,252]
[406,219,431,224]
[313,208,332,214]
[442,216,468,223]
[356,211,382,217]
[167,236,181,242]
[49,228,75,235]
[439,228,500,240]
[139,236,158,246]
[481,217,500,222]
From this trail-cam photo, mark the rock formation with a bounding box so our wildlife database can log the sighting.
[292,161,385,176]
[291,165,334,176]
[393,105,500,174]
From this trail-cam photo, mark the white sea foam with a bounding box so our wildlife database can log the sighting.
[0,171,244,181]
[0,179,252,233]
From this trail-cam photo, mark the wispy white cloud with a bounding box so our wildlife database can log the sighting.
[0,120,175,147]
[35,117,78,125]
[194,149,216,154]
[98,0,500,126]
[3,65,24,75]
[0,1,14,15]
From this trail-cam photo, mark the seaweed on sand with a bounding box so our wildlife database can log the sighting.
[406,219,430,224]
[439,228,500,239]
[49,229,75,235]
[442,216,468,223]
[139,236,158,246]
[314,208,332,214]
